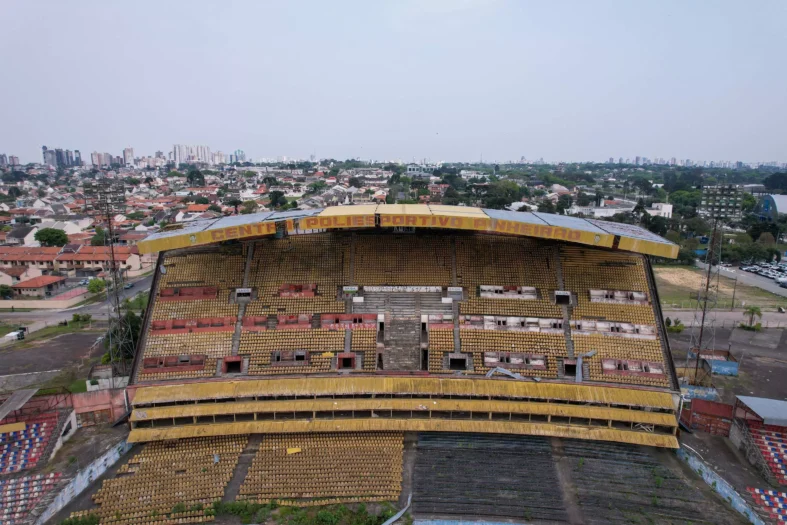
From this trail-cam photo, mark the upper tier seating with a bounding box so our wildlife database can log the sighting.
[152,249,245,320]
[68,436,246,525]
[457,235,562,317]
[247,235,349,315]
[0,413,59,475]
[561,246,656,325]
[354,234,452,286]
[239,432,403,506]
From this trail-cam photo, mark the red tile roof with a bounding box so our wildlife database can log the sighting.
[0,266,29,277]
[13,275,65,289]
[186,204,210,212]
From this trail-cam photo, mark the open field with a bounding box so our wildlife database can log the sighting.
[654,266,787,310]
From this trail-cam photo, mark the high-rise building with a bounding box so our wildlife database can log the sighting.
[0,154,7,166]
[91,152,101,166]
[699,185,743,220]
[634,156,641,166]
[123,148,134,166]
[43,148,57,167]
[65,150,74,166]
[8,156,19,166]
[74,150,82,166]
[234,149,246,163]
[155,151,164,159]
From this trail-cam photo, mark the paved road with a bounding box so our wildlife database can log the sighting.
[0,275,153,334]
[696,261,787,298]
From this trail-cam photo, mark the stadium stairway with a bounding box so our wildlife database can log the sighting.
[222,434,263,503]
[385,318,422,371]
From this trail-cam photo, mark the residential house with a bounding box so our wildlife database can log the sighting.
[0,266,43,287]
[56,245,144,277]
[12,275,66,298]
[6,225,38,246]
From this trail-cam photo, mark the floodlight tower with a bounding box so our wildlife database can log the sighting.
[83,179,134,375]
[686,185,742,386]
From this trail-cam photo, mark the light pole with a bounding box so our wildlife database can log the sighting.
[730,275,738,311]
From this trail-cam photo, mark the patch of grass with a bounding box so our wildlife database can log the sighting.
[68,378,88,393]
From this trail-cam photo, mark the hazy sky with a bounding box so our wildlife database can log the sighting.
[1,0,785,164]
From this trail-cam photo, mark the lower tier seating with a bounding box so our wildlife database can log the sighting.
[748,424,787,485]
[351,330,378,371]
[240,330,345,375]
[238,432,403,506]
[0,473,61,525]
[68,436,246,525]
[450,330,566,378]
[0,413,59,474]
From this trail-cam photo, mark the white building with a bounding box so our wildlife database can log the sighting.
[645,203,673,219]
[123,147,134,166]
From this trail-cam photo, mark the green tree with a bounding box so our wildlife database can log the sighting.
[225,198,242,214]
[556,194,573,214]
[262,176,277,188]
[105,311,143,361]
[268,191,287,208]
[208,204,222,213]
[757,232,776,245]
[34,228,69,247]
[741,193,757,213]
[307,180,327,193]
[240,200,259,214]
[684,217,710,236]
[537,200,557,213]
[0,284,13,299]
[665,230,681,243]
[87,279,106,294]
[348,177,362,188]
[482,180,523,209]
[91,227,106,246]
[7,186,22,199]
[126,211,145,220]
[186,169,205,187]
[193,196,209,205]
[743,305,762,328]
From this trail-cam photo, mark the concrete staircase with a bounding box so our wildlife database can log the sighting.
[384,317,422,371]
[223,434,263,503]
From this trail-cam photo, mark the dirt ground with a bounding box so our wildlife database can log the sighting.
[667,327,787,404]
[655,266,787,309]
[0,332,104,376]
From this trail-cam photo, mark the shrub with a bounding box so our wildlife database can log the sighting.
[665,317,672,327]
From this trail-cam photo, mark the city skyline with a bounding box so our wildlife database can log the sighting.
[1,1,785,164]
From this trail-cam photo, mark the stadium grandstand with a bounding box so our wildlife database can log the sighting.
[54,205,749,524]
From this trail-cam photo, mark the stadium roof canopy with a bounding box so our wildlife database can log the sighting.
[138,204,677,258]
[737,395,787,427]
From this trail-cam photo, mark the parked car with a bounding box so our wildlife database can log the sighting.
[123,283,134,289]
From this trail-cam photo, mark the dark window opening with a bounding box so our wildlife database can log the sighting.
[449,357,467,370]
[340,357,355,369]
[225,361,242,374]
[564,362,577,377]
[421,349,428,371]
[555,293,571,305]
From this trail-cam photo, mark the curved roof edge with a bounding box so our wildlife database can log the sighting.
[138,204,677,258]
